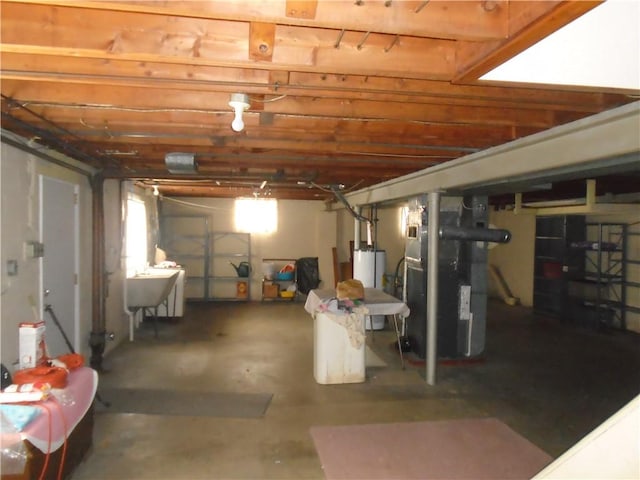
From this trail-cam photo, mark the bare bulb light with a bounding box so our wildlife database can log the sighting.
[231,108,244,132]
[229,93,250,132]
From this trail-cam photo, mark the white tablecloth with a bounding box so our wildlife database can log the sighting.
[304,288,410,317]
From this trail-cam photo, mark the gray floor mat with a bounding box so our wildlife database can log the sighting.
[98,388,273,418]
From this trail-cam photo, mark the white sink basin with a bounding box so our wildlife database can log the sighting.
[126,269,180,308]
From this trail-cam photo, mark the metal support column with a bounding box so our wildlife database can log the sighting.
[426,191,440,385]
[89,174,106,371]
[354,206,361,248]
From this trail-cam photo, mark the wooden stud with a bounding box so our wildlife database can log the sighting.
[269,70,290,90]
[285,0,318,19]
[249,22,275,62]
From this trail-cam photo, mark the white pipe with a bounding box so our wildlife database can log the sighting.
[354,206,361,249]
[426,191,440,386]
[402,256,408,337]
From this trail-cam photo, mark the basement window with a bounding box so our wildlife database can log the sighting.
[125,196,148,276]
[234,198,277,234]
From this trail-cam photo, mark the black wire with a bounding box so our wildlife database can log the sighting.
[1,94,120,169]
[331,186,371,224]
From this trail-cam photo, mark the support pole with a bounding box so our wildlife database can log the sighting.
[89,174,106,371]
[426,191,440,385]
[354,206,361,249]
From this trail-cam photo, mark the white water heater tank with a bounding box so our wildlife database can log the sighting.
[353,250,386,330]
[353,250,386,288]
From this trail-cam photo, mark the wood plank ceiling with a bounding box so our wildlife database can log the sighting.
[1,0,637,201]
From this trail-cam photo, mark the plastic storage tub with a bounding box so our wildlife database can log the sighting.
[276,271,294,281]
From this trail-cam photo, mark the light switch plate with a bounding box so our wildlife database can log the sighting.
[7,260,18,276]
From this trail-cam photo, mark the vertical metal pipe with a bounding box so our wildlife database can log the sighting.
[354,206,361,250]
[89,174,106,371]
[372,205,378,285]
[426,191,440,385]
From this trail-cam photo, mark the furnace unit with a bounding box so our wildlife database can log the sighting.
[405,195,510,359]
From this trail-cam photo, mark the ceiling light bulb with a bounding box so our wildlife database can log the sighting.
[152,185,159,196]
[231,107,245,132]
[229,93,250,132]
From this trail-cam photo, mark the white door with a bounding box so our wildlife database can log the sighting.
[40,176,79,357]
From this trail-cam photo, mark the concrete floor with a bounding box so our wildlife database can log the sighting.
[72,299,640,479]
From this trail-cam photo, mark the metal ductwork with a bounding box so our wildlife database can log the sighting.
[439,226,511,243]
[165,152,198,174]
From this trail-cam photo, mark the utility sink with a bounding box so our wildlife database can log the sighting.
[126,269,180,309]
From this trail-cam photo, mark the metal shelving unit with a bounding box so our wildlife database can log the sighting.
[568,222,635,330]
[160,214,251,301]
[210,231,251,302]
[261,258,297,302]
[625,223,640,321]
[160,214,210,301]
[533,215,586,318]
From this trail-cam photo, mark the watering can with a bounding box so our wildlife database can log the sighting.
[230,261,251,277]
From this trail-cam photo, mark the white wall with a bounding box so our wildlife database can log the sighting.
[488,210,536,306]
[376,206,408,278]
[159,197,336,300]
[1,142,93,371]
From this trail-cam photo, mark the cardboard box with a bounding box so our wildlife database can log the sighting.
[263,283,279,298]
[19,321,47,369]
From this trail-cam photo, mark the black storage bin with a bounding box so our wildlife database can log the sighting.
[296,257,320,294]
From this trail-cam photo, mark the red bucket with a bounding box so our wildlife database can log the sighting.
[542,261,563,279]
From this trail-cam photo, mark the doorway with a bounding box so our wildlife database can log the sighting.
[40,175,79,357]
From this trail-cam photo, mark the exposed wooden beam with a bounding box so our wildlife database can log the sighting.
[2,0,509,41]
[286,0,318,20]
[2,50,628,111]
[3,79,588,129]
[1,2,461,80]
[2,67,623,114]
[4,103,524,144]
[454,0,602,82]
[346,102,640,205]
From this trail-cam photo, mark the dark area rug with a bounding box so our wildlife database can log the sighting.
[310,417,553,480]
[98,388,273,418]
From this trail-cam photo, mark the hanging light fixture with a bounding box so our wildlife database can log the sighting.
[228,93,250,132]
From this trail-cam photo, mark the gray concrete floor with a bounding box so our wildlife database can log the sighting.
[72,299,640,479]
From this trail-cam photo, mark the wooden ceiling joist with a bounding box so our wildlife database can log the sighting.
[1,0,637,201]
